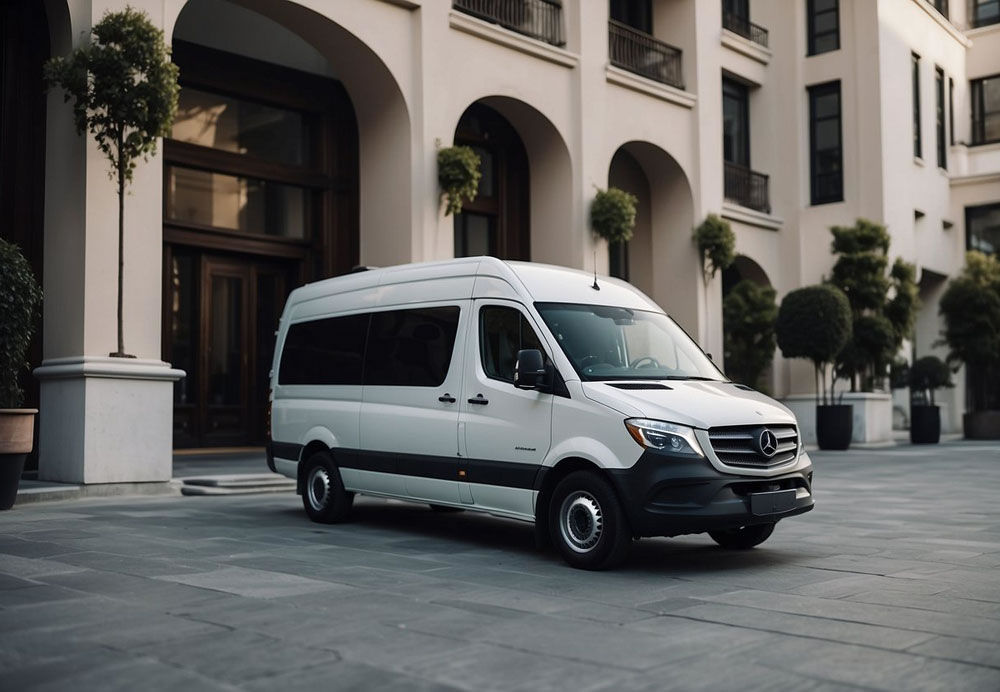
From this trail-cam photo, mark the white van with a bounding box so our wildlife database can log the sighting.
[267,257,813,569]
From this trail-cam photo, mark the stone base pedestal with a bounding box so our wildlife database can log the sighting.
[782,392,893,445]
[35,357,184,484]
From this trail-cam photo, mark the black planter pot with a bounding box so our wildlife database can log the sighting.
[0,453,27,510]
[816,405,853,450]
[910,405,940,444]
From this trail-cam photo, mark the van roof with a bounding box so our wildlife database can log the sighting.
[287,256,661,312]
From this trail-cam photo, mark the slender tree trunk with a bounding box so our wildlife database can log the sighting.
[112,137,129,358]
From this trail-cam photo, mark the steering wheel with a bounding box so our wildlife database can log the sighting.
[629,356,660,369]
[579,355,601,369]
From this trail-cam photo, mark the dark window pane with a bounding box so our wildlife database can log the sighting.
[279,313,369,385]
[172,87,306,166]
[814,12,837,34]
[971,75,1000,145]
[609,241,629,281]
[913,54,922,158]
[809,81,842,205]
[480,306,544,383]
[167,166,308,239]
[365,307,461,387]
[722,79,749,166]
[807,0,839,55]
[967,203,1000,255]
[170,253,198,405]
[455,213,494,257]
[814,0,837,11]
[473,146,496,197]
[208,276,243,405]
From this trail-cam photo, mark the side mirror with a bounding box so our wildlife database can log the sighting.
[514,349,547,390]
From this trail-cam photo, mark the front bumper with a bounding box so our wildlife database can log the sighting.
[606,450,814,538]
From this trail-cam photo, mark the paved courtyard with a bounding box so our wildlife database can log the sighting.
[2,442,999,691]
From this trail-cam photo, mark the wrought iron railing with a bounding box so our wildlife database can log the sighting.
[724,162,770,213]
[608,20,684,90]
[722,11,769,49]
[453,0,565,47]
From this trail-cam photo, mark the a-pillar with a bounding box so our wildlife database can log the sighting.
[34,0,182,484]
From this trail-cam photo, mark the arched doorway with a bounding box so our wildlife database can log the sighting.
[722,255,776,391]
[166,0,360,447]
[453,103,530,260]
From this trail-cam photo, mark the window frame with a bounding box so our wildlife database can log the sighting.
[936,66,947,169]
[807,0,840,56]
[808,80,844,206]
[966,202,1000,255]
[949,76,955,145]
[913,53,922,159]
[362,305,463,388]
[478,303,549,385]
[971,73,1000,146]
[972,0,1000,28]
[722,77,750,167]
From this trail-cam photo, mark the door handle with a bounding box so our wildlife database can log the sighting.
[438,394,456,403]
[468,394,489,405]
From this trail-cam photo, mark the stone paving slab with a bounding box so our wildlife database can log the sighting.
[1,440,1000,690]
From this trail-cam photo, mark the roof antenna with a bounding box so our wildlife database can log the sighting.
[591,247,600,291]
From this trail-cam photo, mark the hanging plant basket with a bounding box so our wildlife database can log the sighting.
[591,187,637,245]
[694,214,735,282]
[438,145,482,215]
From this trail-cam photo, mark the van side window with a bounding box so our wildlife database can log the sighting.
[278,313,369,385]
[480,306,544,383]
[364,307,461,387]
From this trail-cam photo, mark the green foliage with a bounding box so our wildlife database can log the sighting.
[939,251,1000,411]
[44,7,179,187]
[776,284,852,405]
[694,214,735,282]
[828,219,918,391]
[907,355,953,406]
[723,280,777,392]
[590,188,637,245]
[889,358,909,390]
[0,239,43,408]
[437,146,482,215]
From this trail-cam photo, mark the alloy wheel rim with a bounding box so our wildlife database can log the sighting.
[307,466,331,511]
[559,491,603,553]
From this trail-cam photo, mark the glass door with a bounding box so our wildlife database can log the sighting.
[202,257,250,445]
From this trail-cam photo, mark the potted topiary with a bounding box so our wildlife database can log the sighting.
[694,214,735,285]
[591,187,637,246]
[907,355,952,444]
[0,238,43,510]
[776,284,853,449]
[938,251,1000,439]
[438,145,482,215]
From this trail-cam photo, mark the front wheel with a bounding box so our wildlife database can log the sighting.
[301,452,353,524]
[709,522,775,549]
[548,471,631,570]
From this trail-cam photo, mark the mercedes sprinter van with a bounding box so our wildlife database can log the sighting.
[267,257,814,569]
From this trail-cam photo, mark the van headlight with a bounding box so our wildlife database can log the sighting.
[624,419,704,457]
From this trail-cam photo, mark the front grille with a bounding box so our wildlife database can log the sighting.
[708,424,798,469]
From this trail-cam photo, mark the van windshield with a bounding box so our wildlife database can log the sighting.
[535,303,726,382]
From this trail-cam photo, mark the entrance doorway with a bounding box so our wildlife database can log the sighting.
[166,249,297,448]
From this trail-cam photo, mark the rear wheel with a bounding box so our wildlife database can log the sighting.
[548,471,631,570]
[709,522,775,549]
[301,452,353,524]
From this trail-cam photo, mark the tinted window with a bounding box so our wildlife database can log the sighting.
[279,313,369,385]
[807,0,839,56]
[364,307,460,387]
[480,306,545,383]
[809,81,843,205]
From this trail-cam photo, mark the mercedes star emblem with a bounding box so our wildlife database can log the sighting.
[758,428,778,458]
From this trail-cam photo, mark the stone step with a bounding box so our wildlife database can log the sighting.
[177,474,296,496]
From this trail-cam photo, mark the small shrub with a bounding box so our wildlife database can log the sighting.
[0,238,43,408]
[776,284,852,405]
[723,280,777,391]
[695,214,735,282]
[907,355,953,406]
[438,146,481,215]
[590,188,637,245]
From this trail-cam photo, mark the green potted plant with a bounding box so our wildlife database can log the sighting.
[0,238,43,510]
[907,355,952,444]
[45,7,179,358]
[694,214,735,285]
[723,279,777,392]
[938,251,1000,439]
[776,284,853,449]
[438,145,482,215]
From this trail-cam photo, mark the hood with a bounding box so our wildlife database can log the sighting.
[580,380,796,430]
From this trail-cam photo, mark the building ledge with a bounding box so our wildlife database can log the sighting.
[448,10,578,69]
[966,21,1000,39]
[34,356,185,382]
[950,171,1000,187]
[720,29,772,65]
[721,202,782,230]
[605,65,696,109]
[911,0,972,47]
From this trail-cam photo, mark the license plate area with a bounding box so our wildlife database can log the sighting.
[749,489,797,516]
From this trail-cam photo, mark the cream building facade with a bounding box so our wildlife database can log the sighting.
[2,0,998,484]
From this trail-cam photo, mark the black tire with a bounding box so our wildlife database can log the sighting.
[429,504,464,513]
[709,522,775,549]
[548,471,631,570]
[301,452,353,524]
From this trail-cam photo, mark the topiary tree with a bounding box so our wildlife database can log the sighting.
[590,187,637,246]
[694,214,735,284]
[907,355,953,406]
[45,7,179,358]
[776,284,852,406]
[723,280,776,392]
[438,145,481,215]
[0,239,43,409]
[829,219,918,391]
[939,251,1000,412]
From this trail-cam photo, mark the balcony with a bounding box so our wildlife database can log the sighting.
[724,162,770,214]
[453,0,565,47]
[608,20,684,90]
[722,11,769,49]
